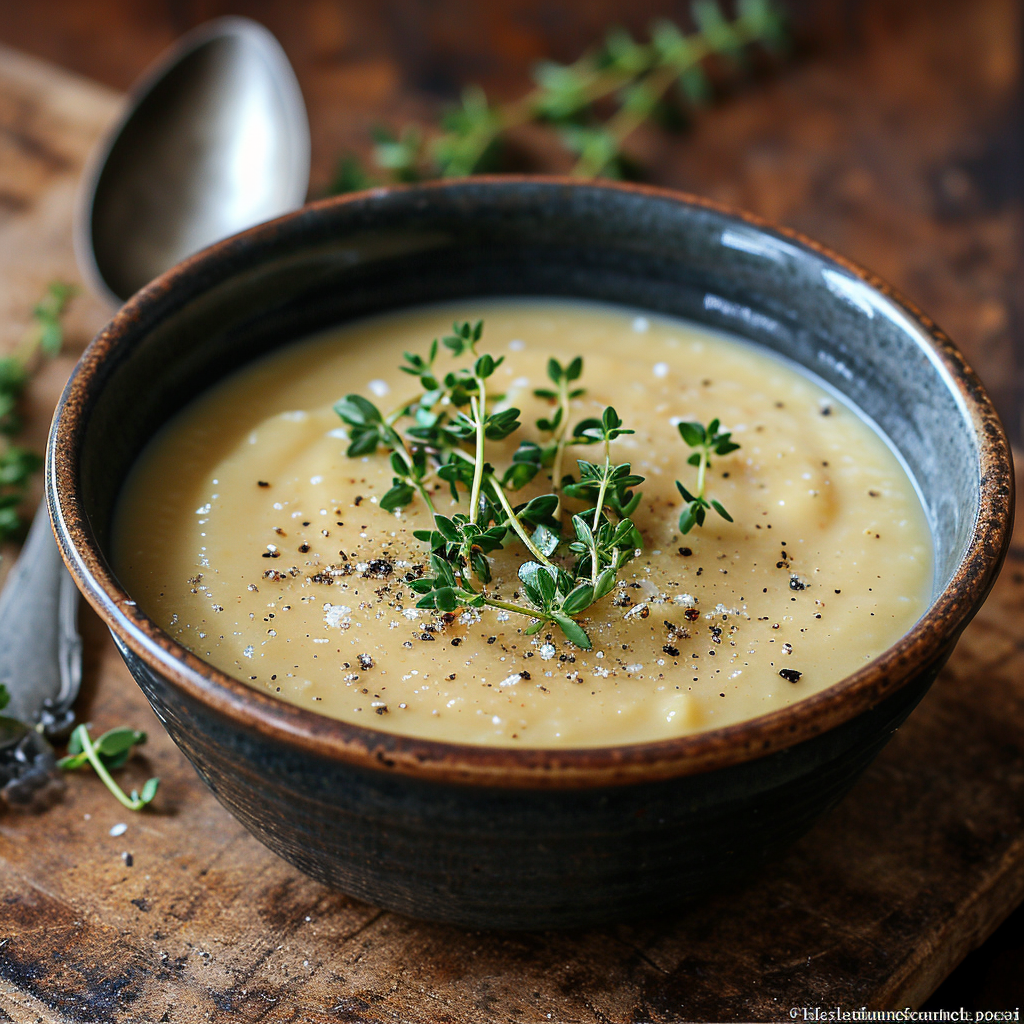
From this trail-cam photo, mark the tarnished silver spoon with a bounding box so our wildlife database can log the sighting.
[0,17,309,801]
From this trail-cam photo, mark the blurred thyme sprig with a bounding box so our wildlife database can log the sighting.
[330,0,785,190]
[0,281,77,543]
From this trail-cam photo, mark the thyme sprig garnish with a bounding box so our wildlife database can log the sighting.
[334,322,649,649]
[330,0,785,190]
[335,324,741,646]
[58,723,159,811]
[675,418,740,533]
[0,281,77,542]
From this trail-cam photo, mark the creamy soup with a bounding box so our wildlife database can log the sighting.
[113,300,933,747]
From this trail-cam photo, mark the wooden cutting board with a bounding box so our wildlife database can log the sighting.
[1,41,1023,1024]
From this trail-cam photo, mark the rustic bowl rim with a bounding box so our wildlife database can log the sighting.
[47,176,1014,790]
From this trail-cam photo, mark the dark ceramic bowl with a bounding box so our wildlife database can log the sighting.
[47,178,1013,929]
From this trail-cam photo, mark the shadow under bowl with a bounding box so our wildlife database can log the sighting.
[47,178,1013,929]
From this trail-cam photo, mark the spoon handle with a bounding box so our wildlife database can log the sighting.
[0,500,82,732]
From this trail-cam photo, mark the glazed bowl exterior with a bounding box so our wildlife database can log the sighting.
[47,179,1013,928]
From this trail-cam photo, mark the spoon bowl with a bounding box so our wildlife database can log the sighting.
[76,16,309,304]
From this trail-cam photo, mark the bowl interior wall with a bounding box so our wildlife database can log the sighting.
[79,184,976,596]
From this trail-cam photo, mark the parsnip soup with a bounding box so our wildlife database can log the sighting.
[113,300,933,747]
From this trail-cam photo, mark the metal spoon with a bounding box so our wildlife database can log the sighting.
[77,16,309,303]
[0,17,309,781]
[0,501,81,728]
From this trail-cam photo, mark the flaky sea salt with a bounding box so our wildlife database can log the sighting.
[324,603,352,628]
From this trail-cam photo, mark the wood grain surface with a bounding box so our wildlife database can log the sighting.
[1,0,1023,1019]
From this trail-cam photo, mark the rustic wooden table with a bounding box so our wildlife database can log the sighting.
[1,0,1023,1019]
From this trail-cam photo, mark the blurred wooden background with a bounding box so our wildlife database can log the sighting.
[0,0,1021,1011]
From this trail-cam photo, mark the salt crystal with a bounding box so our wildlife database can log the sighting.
[323,603,352,628]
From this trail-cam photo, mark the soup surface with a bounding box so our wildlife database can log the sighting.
[114,300,933,747]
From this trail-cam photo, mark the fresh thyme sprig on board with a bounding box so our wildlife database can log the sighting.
[0,281,77,542]
[334,321,650,649]
[0,683,158,813]
[675,418,740,532]
[57,723,159,812]
[330,0,785,190]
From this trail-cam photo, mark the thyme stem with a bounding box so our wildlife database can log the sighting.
[479,595,547,620]
[591,436,613,533]
[487,473,555,566]
[550,376,573,521]
[696,445,708,498]
[469,391,487,523]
